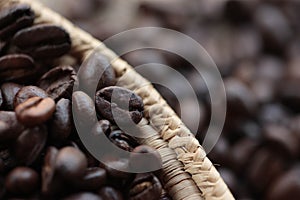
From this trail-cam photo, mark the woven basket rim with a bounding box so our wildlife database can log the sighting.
[0,0,234,199]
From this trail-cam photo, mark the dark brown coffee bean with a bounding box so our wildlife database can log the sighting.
[75,167,106,191]
[247,148,285,193]
[0,54,36,84]
[1,82,21,110]
[0,4,35,40]
[55,147,87,182]
[128,173,162,200]
[225,78,258,117]
[38,65,78,101]
[78,52,116,96]
[49,98,72,142]
[263,124,299,158]
[0,89,2,108]
[277,79,300,111]
[12,25,71,59]
[98,187,123,200]
[14,125,47,165]
[0,149,17,172]
[92,120,111,136]
[64,192,103,200]
[101,157,133,183]
[108,130,139,152]
[265,166,300,200]
[95,86,144,124]
[230,138,260,173]
[5,167,39,195]
[0,111,24,142]
[42,147,62,195]
[72,91,97,130]
[129,145,162,172]
[14,86,48,108]
[15,97,55,127]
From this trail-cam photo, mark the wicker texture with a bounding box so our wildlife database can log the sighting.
[0,0,234,199]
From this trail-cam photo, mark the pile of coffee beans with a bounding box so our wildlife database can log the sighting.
[0,3,167,200]
[41,0,300,199]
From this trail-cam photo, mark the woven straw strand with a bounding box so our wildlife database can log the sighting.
[0,0,234,199]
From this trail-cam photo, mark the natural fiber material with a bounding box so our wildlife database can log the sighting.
[0,0,234,199]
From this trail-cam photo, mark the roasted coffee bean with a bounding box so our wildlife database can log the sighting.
[0,149,16,172]
[49,98,72,142]
[0,89,3,108]
[225,78,258,117]
[129,145,162,172]
[277,79,300,111]
[64,192,103,200]
[98,187,123,200]
[128,173,162,200]
[0,4,35,40]
[247,148,285,192]
[78,52,116,96]
[92,120,111,136]
[0,54,37,84]
[14,125,47,165]
[15,97,55,127]
[75,167,106,191]
[55,147,87,182]
[95,86,144,124]
[5,167,39,195]
[1,82,21,110]
[101,157,134,187]
[12,25,71,58]
[230,138,260,173]
[42,147,61,195]
[38,66,78,101]
[265,166,300,200]
[263,124,299,158]
[72,91,97,130]
[0,111,24,142]
[14,86,48,108]
[108,130,139,152]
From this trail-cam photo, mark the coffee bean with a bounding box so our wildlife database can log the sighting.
[108,130,139,152]
[75,167,106,191]
[0,89,3,108]
[38,65,78,101]
[92,120,111,136]
[64,192,103,200]
[15,97,55,127]
[55,147,87,182]
[129,145,162,172]
[95,86,144,124]
[0,111,24,142]
[225,78,258,117]
[49,98,72,142]
[12,25,71,59]
[42,147,61,195]
[5,167,39,195]
[78,52,116,96]
[0,4,35,40]
[230,138,260,173]
[263,124,299,158]
[128,173,162,200]
[14,86,48,108]
[1,82,21,110]
[265,166,300,200]
[0,149,16,172]
[98,187,123,200]
[247,148,285,192]
[0,54,37,84]
[14,125,47,165]
[72,91,97,130]
[277,79,300,112]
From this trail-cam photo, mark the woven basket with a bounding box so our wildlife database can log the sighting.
[0,0,234,199]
